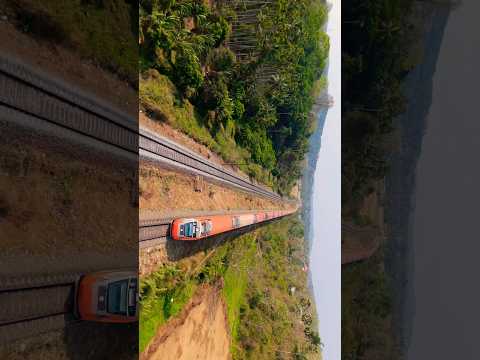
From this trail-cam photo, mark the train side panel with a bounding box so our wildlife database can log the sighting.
[171,209,295,241]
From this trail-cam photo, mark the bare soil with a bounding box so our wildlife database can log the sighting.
[139,164,292,218]
[0,124,137,274]
[342,180,385,265]
[141,283,230,360]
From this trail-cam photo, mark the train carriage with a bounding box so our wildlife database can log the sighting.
[170,209,294,241]
[75,269,138,323]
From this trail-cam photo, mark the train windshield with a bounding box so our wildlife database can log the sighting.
[183,222,197,237]
[107,280,128,315]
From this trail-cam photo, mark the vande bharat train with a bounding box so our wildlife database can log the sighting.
[75,269,138,323]
[170,209,294,241]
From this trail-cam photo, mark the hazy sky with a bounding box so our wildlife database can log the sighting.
[310,0,341,359]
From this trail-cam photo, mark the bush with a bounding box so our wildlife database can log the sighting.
[205,15,230,46]
[207,47,236,72]
[173,47,204,95]
[237,127,276,170]
[199,74,234,128]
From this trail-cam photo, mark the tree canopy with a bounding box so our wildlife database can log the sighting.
[140,0,330,194]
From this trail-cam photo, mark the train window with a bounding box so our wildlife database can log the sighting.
[204,220,212,234]
[184,222,197,237]
[232,217,241,228]
[107,280,128,315]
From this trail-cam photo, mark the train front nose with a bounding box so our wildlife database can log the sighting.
[76,275,99,319]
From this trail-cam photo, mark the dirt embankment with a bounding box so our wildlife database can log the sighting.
[0,125,137,276]
[141,283,230,360]
[342,180,386,265]
[139,164,292,218]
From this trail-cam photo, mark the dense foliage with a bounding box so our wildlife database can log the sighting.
[342,0,414,207]
[342,1,419,359]
[231,218,322,359]
[140,0,329,194]
[342,255,395,359]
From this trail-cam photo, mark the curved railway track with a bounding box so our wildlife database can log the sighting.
[0,54,283,202]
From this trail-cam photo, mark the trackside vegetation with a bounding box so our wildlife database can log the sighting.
[3,0,138,84]
[139,217,322,359]
[139,265,197,352]
[342,0,415,208]
[342,0,428,358]
[342,253,395,359]
[139,0,329,194]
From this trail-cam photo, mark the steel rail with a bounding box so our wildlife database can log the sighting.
[0,55,284,202]
[139,129,282,201]
[139,223,171,242]
[0,282,76,343]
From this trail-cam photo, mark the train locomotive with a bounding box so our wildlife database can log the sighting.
[170,209,293,241]
[75,269,138,323]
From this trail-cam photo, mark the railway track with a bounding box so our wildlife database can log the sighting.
[0,54,283,202]
[0,276,78,344]
[139,219,171,248]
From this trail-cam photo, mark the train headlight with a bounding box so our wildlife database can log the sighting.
[97,285,107,311]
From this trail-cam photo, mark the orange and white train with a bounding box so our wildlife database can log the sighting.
[170,209,295,241]
[75,269,138,323]
[72,210,293,323]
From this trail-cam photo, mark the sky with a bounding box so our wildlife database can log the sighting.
[310,0,341,359]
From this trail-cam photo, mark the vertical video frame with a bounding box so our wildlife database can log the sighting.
[138,0,339,359]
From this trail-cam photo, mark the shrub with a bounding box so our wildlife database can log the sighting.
[199,74,234,128]
[237,127,276,170]
[173,47,204,94]
[207,47,236,72]
[205,15,230,46]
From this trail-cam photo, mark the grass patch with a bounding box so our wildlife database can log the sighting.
[139,265,197,353]
[231,219,322,359]
[140,71,216,148]
[195,233,257,356]
[222,236,257,343]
